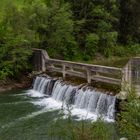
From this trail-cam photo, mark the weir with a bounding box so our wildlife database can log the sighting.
[32,76,116,121]
[32,48,140,98]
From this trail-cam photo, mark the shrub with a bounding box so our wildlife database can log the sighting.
[118,89,140,140]
[85,33,99,58]
[100,31,118,57]
[128,43,140,56]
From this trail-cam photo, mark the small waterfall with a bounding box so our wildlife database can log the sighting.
[51,81,76,103]
[96,94,108,116]
[31,76,116,121]
[33,76,42,90]
[74,89,116,119]
[33,76,55,95]
[87,92,101,113]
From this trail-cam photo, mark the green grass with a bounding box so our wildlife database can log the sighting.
[76,56,130,68]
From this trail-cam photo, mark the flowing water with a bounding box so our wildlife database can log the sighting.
[0,76,117,140]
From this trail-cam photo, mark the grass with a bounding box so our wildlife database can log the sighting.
[77,56,130,68]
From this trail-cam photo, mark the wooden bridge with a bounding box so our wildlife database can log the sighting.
[32,48,140,98]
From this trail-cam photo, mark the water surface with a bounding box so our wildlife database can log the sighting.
[0,88,117,140]
[0,90,63,140]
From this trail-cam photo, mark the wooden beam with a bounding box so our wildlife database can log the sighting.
[66,70,86,78]
[92,75,121,85]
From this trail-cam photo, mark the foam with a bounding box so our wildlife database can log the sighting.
[28,90,114,122]
[26,90,45,98]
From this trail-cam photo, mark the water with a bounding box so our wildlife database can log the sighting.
[0,76,117,139]
[0,90,61,140]
[29,76,116,121]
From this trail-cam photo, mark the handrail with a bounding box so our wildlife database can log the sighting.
[32,48,122,85]
[32,48,140,98]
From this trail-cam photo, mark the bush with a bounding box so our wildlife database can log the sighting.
[85,33,99,58]
[99,31,118,57]
[128,43,140,56]
[0,45,32,81]
[118,89,140,140]
[112,44,140,57]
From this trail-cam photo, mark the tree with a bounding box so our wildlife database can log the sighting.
[24,0,77,59]
[0,1,32,81]
[119,0,140,44]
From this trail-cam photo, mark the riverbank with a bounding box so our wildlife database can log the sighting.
[0,76,32,93]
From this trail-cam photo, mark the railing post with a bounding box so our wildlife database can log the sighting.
[87,69,91,84]
[62,65,66,79]
[70,65,74,71]
[41,49,49,72]
[41,54,46,72]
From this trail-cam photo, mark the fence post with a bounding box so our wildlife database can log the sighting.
[87,69,91,84]
[62,65,66,79]
[41,49,49,72]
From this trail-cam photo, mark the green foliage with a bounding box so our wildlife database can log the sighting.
[118,90,140,140]
[0,0,140,81]
[112,44,140,57]
[45,1,78,59]
[128,44,140,56]
[99,31,118,57]
[119,0,140,44]
[0,1,32,81]
[0,44,32,81]
[23,0,78,59]
[85,33,99,58]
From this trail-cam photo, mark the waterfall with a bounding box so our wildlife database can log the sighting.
[33,76,55,95]
[51,81,76,103]
[31,76,116,121]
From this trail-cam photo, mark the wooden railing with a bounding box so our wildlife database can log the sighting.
[31,48,122,85]
[45,58,122,85]
[32,48,140,98]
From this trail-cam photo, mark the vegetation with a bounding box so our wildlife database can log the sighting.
[0,0,140,81]
[118,89,140,140]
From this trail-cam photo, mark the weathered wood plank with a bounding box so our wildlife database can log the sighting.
[46,66,62,73]
[66,70,86,78]
[47,59,122,75]
[91,66,122,75]
[92,75,121,85]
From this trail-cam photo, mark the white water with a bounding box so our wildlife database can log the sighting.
[27,76,116,122]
